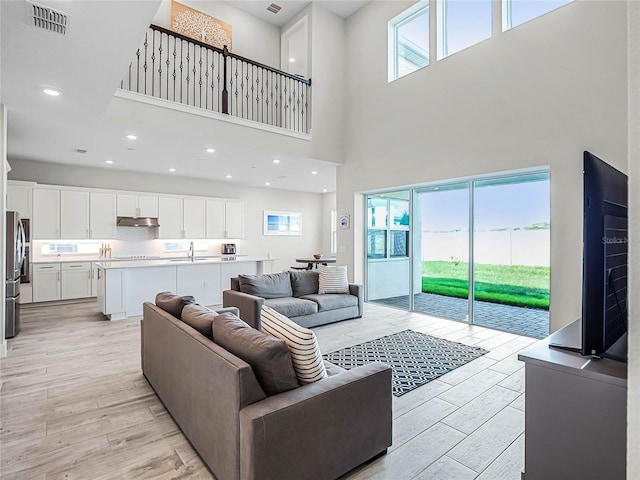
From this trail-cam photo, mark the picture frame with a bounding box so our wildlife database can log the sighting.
[339,214,351,229]
[263,211,302,236]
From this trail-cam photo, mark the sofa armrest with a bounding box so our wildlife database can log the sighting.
[349,283,364,317]
[222,289,264,329]
[239,362,392,480]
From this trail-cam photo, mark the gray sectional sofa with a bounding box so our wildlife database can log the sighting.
[223,270,363,329]
[141,294,392,480]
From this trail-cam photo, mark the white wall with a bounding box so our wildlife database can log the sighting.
[338,0,628,334]
[321,191,336,256]
[1,105,7,357]
[8,159,327,273]
[627,1,639,477]
[152,0,280,66]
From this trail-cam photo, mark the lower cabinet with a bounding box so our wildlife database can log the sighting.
[33,262,93,302]
[61,263,92,299]
[176,264,222,306]
[33,264,61,302]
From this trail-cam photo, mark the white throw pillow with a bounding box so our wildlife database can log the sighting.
[260,305,328,384]
[318,265,349,294]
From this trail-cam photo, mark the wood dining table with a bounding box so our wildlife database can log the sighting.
[295,257,337,269]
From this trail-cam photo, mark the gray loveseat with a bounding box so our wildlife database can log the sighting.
[142,296,392,480]
[223,270,363,329]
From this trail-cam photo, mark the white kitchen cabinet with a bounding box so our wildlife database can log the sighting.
[60,190,90,239]
[206,200,244,239]
[33,263,61,302]
[97,266,126,320]
[176,263,222,306]
[7,181,33,218]
[125,266,177,317]
[91,263,99,297]
[90,192,117,239]
[61,262,92,299]
[32,188,60,239]
[158,197,183,238]
[221,261,258,292]
[117,193,158,217]
[182,198,206,239]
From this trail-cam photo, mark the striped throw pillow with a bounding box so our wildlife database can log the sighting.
[261,305,328,384]
[318,265,349,294]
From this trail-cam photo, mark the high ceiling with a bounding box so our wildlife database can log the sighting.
[0,1,366,193]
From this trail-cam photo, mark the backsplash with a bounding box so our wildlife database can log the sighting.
[32,227,244,261]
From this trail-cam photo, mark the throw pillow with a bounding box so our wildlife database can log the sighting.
[260,305,327,384]
[181,304,217,339]
[318,265,349,294]
[155,291,196,319]
[238,272,293,299]
[290,270,319,297]
[212,312,299,396]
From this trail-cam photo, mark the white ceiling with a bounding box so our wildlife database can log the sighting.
[0,0,366,193]
[223,1,368,27]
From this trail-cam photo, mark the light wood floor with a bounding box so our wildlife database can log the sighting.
[0,300,537,479]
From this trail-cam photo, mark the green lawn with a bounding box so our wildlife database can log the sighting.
[422,261,550,310]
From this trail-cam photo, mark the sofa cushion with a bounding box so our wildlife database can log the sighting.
[264,297,318,318]
[290,270,319,297]
[318,265,349,294]
[260,305,327,385]
[299,293,358,312]
[181,304,217,339]
[212,312,299,396]
[238,272,293,299]
[155,291,196,319]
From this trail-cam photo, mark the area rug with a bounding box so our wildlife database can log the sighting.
[323,329,488,397]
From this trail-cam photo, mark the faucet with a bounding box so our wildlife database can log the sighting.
[188,241,194,261]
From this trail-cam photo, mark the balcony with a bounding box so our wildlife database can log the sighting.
[120,25,311,135]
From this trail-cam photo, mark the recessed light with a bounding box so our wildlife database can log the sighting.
[105,160,114,164]
[169,168,176,172]
[225,174,232,179]
[322,189,327,193]
[273,159,281,164]
[289,58,295,63]
[43,88,61,96]
[126,134,137,140]
[265,182,271,186]
[311,171,318,175]
[206,148,215,153]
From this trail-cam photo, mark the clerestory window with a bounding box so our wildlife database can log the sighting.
[389,1,429,82]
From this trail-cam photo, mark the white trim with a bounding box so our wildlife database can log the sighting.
[114,89,312,141]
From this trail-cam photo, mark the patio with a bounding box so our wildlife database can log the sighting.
[371,292,549,339]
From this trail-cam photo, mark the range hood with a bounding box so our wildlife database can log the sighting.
[117,216,160,227]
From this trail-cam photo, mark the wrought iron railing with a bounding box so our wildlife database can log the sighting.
[120,25,311,134]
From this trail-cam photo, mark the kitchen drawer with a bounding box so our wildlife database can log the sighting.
[61,262,91,271]
[33,263,61,272]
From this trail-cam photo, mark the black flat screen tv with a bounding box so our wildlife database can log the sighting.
[581,151,628,361]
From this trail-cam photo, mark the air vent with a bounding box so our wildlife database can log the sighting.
[26,1,70,35]
[266,3,282,14]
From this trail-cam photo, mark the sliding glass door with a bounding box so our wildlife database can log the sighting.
[365,170,550,338]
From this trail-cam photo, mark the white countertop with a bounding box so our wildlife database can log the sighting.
[95,256,273,269]
[32,254,252,264]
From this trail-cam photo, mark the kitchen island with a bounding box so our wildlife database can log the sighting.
[96,256,274,320]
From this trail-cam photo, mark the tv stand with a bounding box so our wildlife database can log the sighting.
[518,320,627,480]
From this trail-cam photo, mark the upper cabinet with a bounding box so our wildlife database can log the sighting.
[33,188,60,239]
[90,192,117,239]
[60,190,90,239]
[158,197,206,239]
[206,200,244,239]
[117,193,158,218]
[7,181,33,218]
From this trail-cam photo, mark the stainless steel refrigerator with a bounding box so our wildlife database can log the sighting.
[6,211,26,338]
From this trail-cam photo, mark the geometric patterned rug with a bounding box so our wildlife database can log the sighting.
[323,330,489,397]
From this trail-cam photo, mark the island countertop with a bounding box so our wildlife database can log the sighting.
[95,256,274,270]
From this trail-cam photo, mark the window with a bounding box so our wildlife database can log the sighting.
[503,0,573,31]
[389,1,429,81]
[40,242,102,255]
[163,241,207,252]
[367,194,410,259]
[437,0,492,60]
